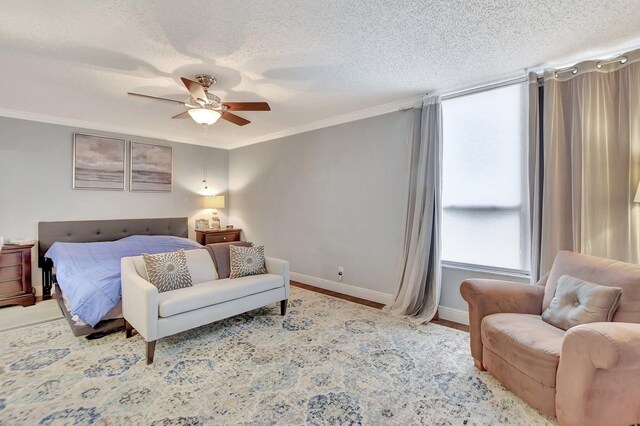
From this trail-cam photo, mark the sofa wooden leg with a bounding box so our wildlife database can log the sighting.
[474,359,485,371]
[146,341,156,365]
[280,299,288,316]
[125,320,134,339]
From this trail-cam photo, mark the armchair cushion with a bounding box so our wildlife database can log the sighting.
[544,251,640,322]
[482,313,564,387]
[542,275,622,330]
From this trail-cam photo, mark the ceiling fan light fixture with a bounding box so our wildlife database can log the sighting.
[188,108,221,125]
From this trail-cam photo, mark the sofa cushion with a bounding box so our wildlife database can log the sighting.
[133,248,218,284]
[542,275,622,330]
[158,273,284,318]
[205,241,253,279]
[481,313,565,387]
[230,245,267,279]
[544,251,640,323]
[142,250,192,293]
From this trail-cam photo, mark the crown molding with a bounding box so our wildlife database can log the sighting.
[227,94,425,150]
[0,107,227,149]
[0,94,425,151]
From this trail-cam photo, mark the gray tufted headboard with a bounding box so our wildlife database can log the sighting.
[38,217,189,261]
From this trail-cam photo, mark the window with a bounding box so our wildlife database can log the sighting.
[441,82,529,272]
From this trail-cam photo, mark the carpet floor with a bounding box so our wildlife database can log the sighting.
[0,299,63,332]
[0,287,555,425]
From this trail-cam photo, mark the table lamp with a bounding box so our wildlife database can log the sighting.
[204,195,225,229]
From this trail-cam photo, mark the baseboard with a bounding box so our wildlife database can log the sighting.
[290,272,394,305]
[289,272,468,325]
[437,306,469,326]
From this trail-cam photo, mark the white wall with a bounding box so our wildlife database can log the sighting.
[0,116,228,294]
[229,111,413,302]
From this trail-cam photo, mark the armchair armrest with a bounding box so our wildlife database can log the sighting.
[460,279,545,367]
[265,257,290,299]
[556,323,640,426]
[121,257,159,342]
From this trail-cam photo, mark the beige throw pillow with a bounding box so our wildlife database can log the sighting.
[205,241,253,279]
[541,275,622,330]
[229,245,267,279]
[142,249,192,293]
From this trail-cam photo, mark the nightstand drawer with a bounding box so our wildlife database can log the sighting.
[0,280,23,295]
[206,234,233,244]
[0,244,34,307]
[0,265,22,282]
[0,252,22,267]
[195,229,242,245]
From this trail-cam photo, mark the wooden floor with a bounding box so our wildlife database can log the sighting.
[290,281,469,332]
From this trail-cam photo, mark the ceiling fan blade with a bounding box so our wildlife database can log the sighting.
[221,111,251,126]
[181,77,208,104]
[222,102,271,111]
[171,111,191,119]
[127,92,185,105]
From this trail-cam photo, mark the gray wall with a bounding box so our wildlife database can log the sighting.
[228,110,528,317]
[0,117,228,294]
[1,113,525,319]
[440,265,530,312]
[229,111,413,297]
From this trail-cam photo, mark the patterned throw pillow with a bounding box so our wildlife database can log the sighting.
[229,245,267,279]
[142,250,192,293]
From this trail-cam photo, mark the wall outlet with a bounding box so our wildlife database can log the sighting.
[337,266,344,281]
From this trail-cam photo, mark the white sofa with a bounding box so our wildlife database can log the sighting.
[121,248,290,364]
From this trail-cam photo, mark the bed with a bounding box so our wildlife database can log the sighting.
[38,217,200,337]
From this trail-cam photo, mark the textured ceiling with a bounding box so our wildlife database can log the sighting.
[1,1,640,149]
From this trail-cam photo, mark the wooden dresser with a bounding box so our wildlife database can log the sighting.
[0,244,35,307]
[195,228,242,245]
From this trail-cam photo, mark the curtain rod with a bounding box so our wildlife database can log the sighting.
[552,54,628,77]
[397,50,630,110]
[399,76,526,111]
[440,76,526,101]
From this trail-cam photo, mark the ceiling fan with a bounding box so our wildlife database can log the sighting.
[127,74,270,126]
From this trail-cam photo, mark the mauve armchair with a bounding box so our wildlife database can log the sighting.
[460,251,640,426]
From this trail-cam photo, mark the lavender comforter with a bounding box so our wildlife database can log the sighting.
[45,235,202,327]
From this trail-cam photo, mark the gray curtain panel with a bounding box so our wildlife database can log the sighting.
[540,49,640,274]
[383,96,442,324]
[528,72,543,282]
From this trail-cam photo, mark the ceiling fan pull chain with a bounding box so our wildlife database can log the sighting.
[202,142,208,190]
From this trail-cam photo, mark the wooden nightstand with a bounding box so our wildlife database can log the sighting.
[0,244,36,307]
[195,228,242,245]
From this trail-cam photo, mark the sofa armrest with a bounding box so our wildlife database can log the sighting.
[556,323,640,426]
[265,257,290,299]
[460,279,545,367]
[121,257,159,341]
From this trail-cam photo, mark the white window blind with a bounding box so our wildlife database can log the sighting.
[441,82,530,272]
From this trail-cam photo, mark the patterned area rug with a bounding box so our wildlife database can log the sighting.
[0,287,555,425]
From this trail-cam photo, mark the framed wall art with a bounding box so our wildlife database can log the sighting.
[130,142,173,192]
[73,133,126,190]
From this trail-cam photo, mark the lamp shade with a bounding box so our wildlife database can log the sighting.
[188,108,221,125]
[635,182,640,203]
[204,195,225,209]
